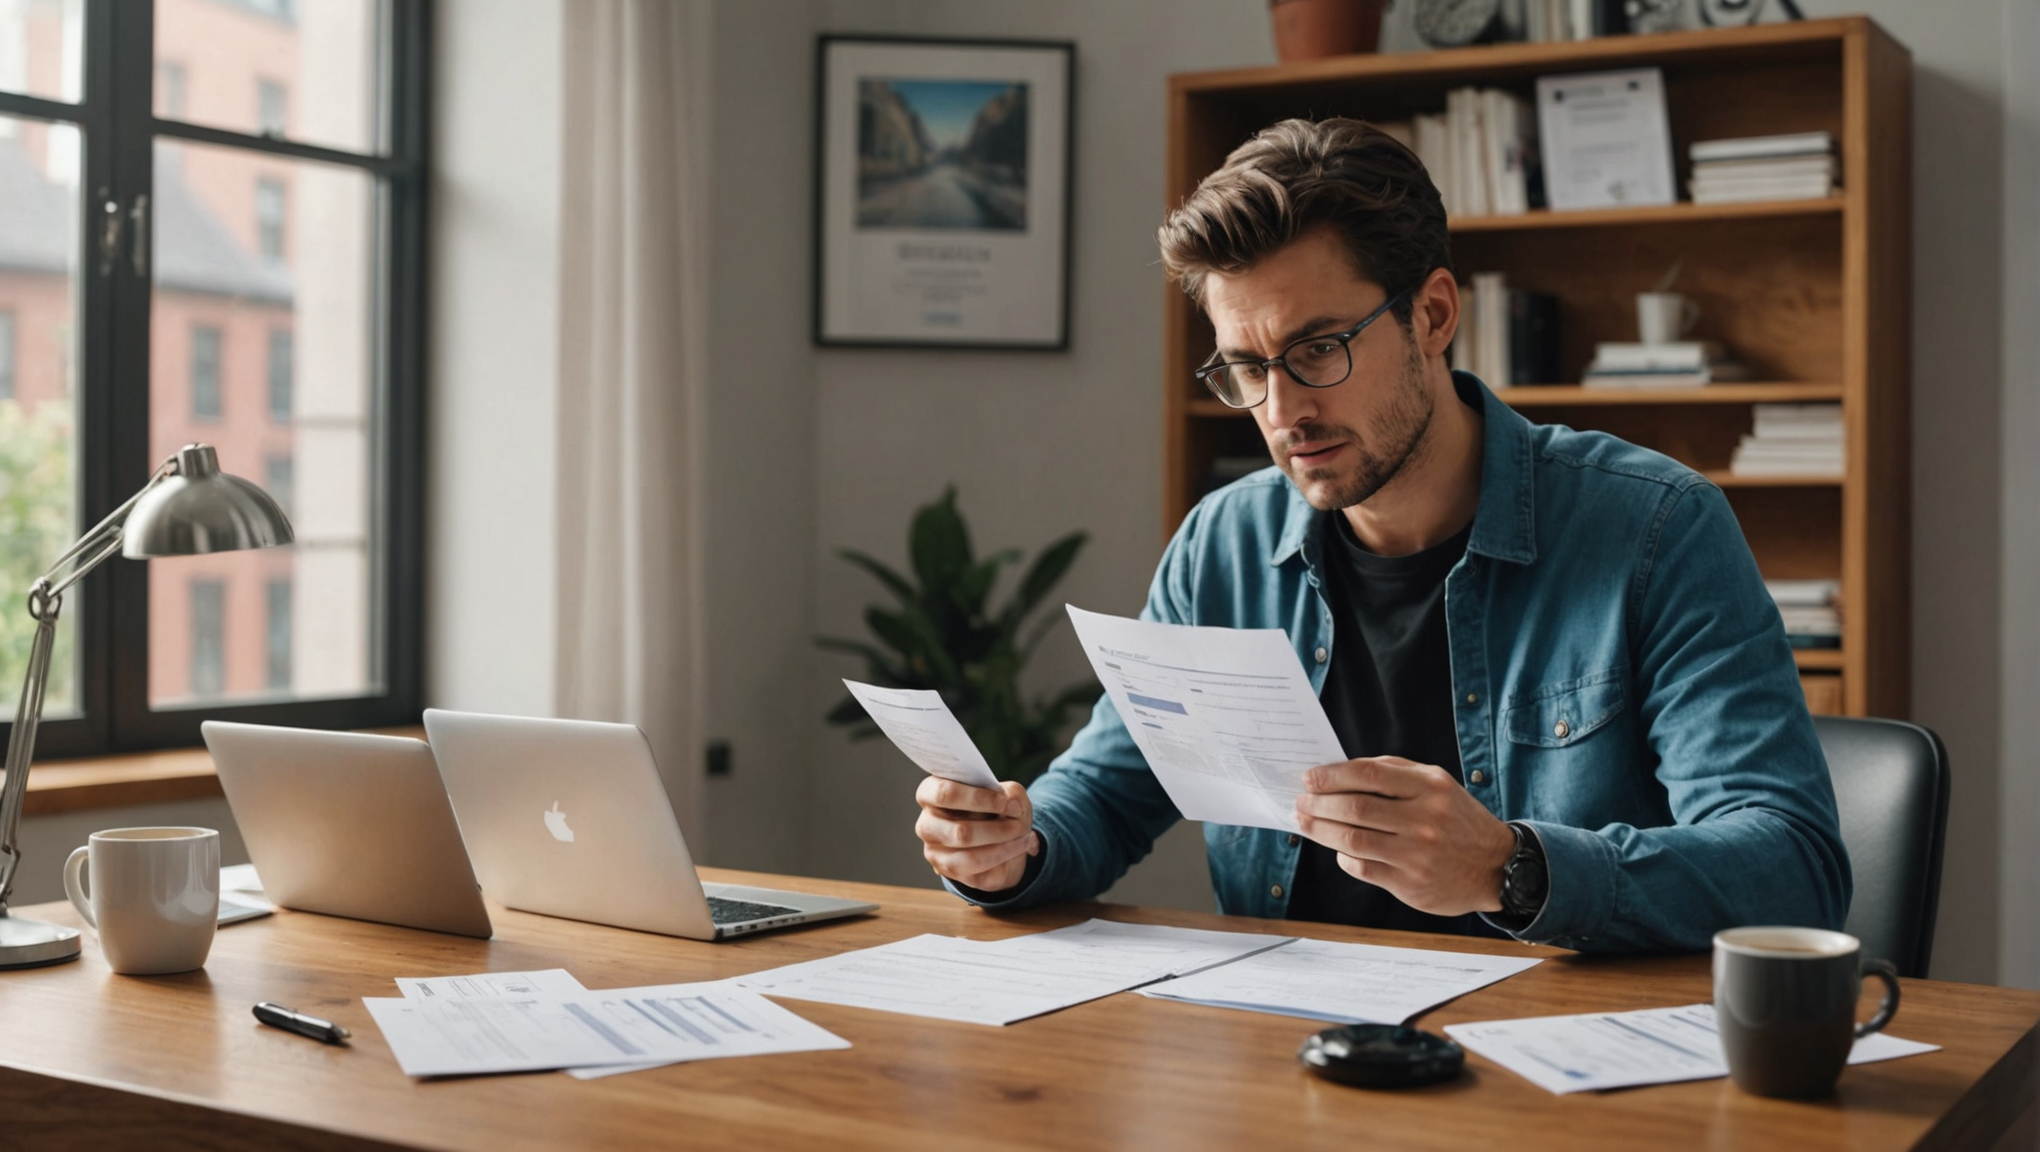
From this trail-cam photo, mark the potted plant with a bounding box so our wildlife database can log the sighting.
[1270,0,1389,61]
[820,487,1098,786]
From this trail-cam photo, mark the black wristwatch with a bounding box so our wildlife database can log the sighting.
[1494,821,1549,931]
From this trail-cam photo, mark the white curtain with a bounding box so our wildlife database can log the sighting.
[555,0,708,845]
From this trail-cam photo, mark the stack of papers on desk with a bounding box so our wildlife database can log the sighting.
[1140,938,1543,1025]
[1445,1003,1938,1094]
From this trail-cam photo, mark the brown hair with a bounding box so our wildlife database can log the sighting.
[1157,117,1450,323]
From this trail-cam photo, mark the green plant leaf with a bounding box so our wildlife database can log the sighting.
[814,637,910,684]
[834,547,918,608]
[909,486,972,594]
[1002,531,1088,629]
[866,606,961,686]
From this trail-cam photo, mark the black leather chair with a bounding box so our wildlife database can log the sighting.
[1814,716,1950,979]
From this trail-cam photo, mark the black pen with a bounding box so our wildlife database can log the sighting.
[253,1002,351,1045]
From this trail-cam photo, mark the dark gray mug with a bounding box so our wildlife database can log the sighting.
[1713,926,1900,1098]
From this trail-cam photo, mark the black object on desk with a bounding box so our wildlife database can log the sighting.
[1299,1024,1464,1088]
[254,1002,351,1045]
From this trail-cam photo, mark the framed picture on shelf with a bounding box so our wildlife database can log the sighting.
[814,35,1074,349]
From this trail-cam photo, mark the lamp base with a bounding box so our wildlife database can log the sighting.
[0,913,81,968]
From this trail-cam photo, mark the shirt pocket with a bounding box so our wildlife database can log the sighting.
[1500,668,1627,749]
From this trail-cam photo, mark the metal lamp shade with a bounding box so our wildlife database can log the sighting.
[121,445,295,558]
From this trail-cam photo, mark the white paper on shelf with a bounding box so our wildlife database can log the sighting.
[1444,1003,1939,1095]
[1138,937,1542,1025]
[365,981,848,1078]
[395,969,588,1001]
[1535,67,1676,210]
[1064,605,1347,834]
[842,680,1001,790]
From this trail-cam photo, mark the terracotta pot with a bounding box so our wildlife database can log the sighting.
[1269,0,1388,62]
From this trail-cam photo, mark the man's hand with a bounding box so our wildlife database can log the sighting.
[1293,756,1516,917]
[915,777,1039,894]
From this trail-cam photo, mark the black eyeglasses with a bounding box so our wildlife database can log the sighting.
[1193,290,1410,409]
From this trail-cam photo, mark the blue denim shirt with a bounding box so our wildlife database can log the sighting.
[959,373,1850,953]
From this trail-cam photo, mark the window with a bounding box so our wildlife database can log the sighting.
[190,325,221,419]
[0,310,14,401]
[255,178,285,261]
[266,579,291,689]
[0,1,425,756]
[190,580,225,698]
[267,328,292,421]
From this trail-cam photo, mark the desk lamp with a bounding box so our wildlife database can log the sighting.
[0,444,293,968]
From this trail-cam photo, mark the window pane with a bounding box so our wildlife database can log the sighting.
[154,0,382,155]
[150,135,378,707]
[264,577,290,689]
[189,579,224,697]
[0,115,79,718]
[0,0,83,104]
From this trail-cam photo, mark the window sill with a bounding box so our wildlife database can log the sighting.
[22,725,425,817]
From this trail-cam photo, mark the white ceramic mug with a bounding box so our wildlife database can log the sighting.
[1637,291,1701,344]
[64,827,220,975]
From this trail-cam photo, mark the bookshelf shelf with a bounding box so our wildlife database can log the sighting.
[1162,18,1910,718]
[1449,197,1845,234]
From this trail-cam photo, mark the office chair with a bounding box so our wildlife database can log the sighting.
[1814,716,1950,979]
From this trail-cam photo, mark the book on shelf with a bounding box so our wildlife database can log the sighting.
[1410,87,1540,220]
[1765,578,1841,647]
[1455,272,1559,387]
[1581,341,1748,388]
[1689,131,1838,205]
[1732,401,1843,477]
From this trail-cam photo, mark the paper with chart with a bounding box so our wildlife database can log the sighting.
[1065,606,1347,832]
[1445,1003,1940,1095]
[365,982,848,1077]
[1139,938,1542,1025]
[843,680,1001,790]
[395,969,587,1001]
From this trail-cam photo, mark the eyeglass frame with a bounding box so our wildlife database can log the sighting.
[1192,289,1412,410]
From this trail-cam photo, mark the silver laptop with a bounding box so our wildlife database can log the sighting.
[422,709,876,940]
[201,722,494,938]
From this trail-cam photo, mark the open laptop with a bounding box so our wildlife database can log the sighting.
[422,709,877,940]
[201,722,494,938]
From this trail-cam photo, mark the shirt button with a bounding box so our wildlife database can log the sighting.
[1286,834,1300,847]
[1314,647,1327,663]
[1469,770,1486,784]
[1465,693,1478,705]
[1554,720,1570,739]
[1270,884,1285,899]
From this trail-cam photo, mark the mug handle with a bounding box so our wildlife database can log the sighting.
[1856,957,1901,1037]
[63,846,96,929]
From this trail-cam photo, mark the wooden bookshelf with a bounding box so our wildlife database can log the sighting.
[1162,17,1911,718]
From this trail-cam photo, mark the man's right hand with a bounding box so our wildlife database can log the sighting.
[915,776,1039,894]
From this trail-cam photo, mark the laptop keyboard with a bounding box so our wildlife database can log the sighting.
[708,895,803,925]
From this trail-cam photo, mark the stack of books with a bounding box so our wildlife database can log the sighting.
[1688,132,1838,204]
[1454,272,1559,386]
[1581,342,1748,389]
[1383,87,1539,219]
[1731,403,1845,477]
[1766,579,1842,649]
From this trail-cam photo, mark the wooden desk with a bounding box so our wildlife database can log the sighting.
[2,870,2034,1151]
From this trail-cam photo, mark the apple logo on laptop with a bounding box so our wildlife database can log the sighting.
[543,800,574,843]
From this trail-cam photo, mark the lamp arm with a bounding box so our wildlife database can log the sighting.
[0,457,178,917]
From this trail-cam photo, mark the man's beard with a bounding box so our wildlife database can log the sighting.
[1275,342,1435,512]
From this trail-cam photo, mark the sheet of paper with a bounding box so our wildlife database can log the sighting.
[1444,1003,1940,1095]
[365,982,848,1078]
[1535,67,1676,210]
[983,918,1294,979]
[1140,938,1542,1024]
[1065,605,1347,833]
[842,680,1000,790]
[395,969,588,1001]
[736,933,1166,1026]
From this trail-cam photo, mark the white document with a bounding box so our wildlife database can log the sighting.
[1535,68,1676,210]
[842,679,1001,790]
[1445,1003,1940,1095]
[1065,605,1347,833]
[1140,938,1542,1025]
[395,969,588,1001]
[980,918,1295,979]
[737,932,1170,1027]
[365,982,849,1078]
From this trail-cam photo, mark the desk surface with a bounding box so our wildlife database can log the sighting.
[3,869,2034,1152]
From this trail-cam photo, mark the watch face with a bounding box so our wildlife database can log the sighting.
[1413,0,1502,47]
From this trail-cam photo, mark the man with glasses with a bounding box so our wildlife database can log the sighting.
[912,118,1848,951]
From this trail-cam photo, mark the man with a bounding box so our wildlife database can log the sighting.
[912,118,1849,951]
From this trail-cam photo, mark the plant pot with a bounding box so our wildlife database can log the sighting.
[1269,0,1388,62]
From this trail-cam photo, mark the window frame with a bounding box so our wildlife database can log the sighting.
[0,0,429,755]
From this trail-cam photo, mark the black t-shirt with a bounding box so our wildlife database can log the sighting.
[1284,511,1505,940]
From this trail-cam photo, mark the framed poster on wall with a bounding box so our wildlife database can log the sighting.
[814,35,1074,349]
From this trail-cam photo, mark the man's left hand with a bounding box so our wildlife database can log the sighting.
[1293,756,1517,917]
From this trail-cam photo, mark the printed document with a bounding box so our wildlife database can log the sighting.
[1445,1003,1940,1094]
[1140,938,1542,1024]
[979,918,1293,979]
[365,982,848,1078]
[395,968,587,1001]
[842,680,1001,790]
[1535,68,1676,210]
[1066,605,1347,833]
